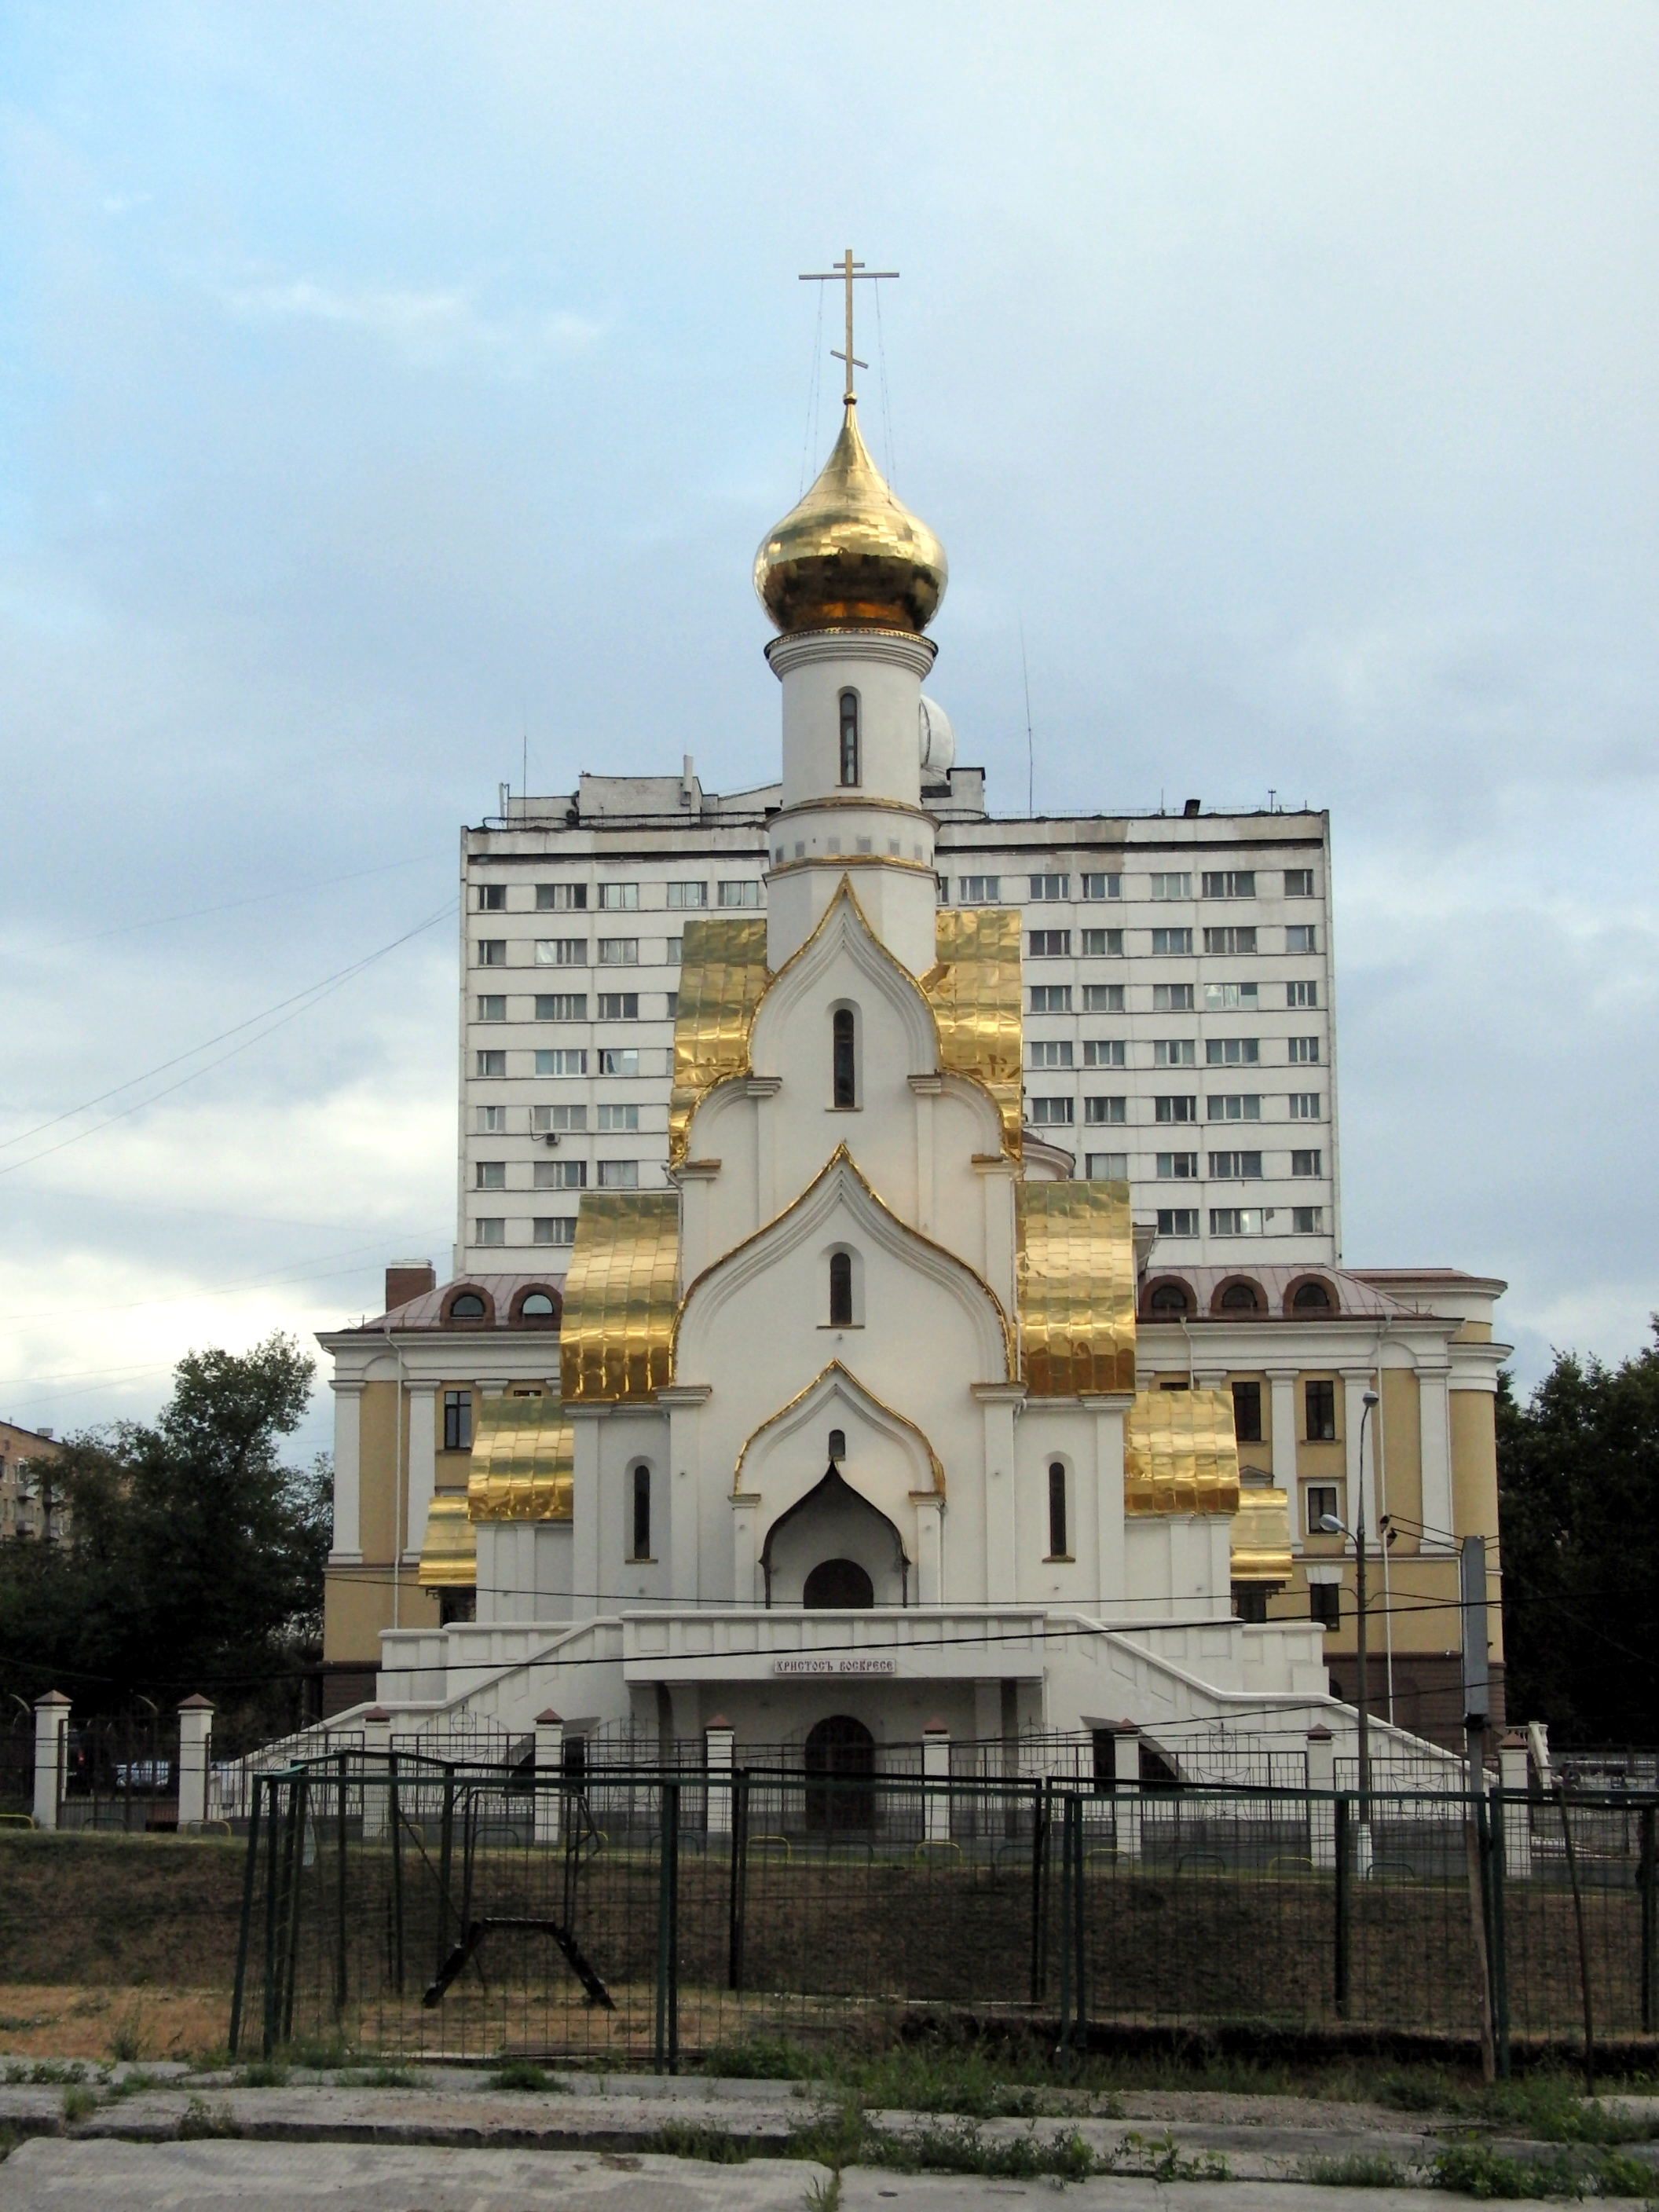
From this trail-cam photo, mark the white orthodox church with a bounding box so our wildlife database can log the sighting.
[303,364,1500,1789]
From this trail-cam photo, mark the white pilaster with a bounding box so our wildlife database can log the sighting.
[1306,1723,1335,1869]
[975,1386,1023,1603]
[1111,1723,1141,1861]
[1267,1370,1300,1518]
[922,1721,951,1842]
[1418,1365,1454,1551]
[33,1693,69,1830]
[748,1075,781,1223]
[659,1385,711,1604]
[535,1709,564,1846]
[914,1496,945,1604]
[176,1696,214,1828]
[733,1492,761,1606]
[1086,1396,1130,1610]
[1342,1370,1377,1533]
[571,1410,605,1621]
[910,1075,939,1233]
[329,1380,364,1563]
[404,1386,438,1565]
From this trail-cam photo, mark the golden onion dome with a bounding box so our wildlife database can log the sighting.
[754,402,947,635]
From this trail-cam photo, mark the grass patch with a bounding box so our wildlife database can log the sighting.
[177,2094,241,2141]
[654,2121,756,2164]
[488,2059,559,2093]
[60,2083,97,2123]
[701,2036,816,2081]
[1433,2142,1659,2198]
[235,2059,289,2087]
[339,2064,416,2088]
[1304,2152,1419,2187]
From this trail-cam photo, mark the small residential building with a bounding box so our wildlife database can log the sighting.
[0,1420,64,1542]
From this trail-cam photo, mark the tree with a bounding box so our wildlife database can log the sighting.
[0,1334,330,1747]
[1498,1325,1659,1745]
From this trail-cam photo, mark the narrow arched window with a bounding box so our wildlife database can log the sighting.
[829,1251,853,1327]
[839,690,859,786]
[631,1464,651,1561]
[1048,1461,1068,1558]
[833,1008,856,1108]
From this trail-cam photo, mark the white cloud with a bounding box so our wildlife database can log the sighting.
[213,273,606,375]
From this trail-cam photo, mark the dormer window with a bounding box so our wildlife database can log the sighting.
[833,1008,856,1108]
[839,690,860,786]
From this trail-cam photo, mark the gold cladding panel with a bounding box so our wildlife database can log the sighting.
[921,907,1024,1155]
[467,1387,574,1523]
[1231,1488,1294,1584]
[1124,1388,1242,1517]
[668,915,770,1165]
[418,1493,478,1585]
[560,1192,680,1403]
[1015,1180,1137,1396]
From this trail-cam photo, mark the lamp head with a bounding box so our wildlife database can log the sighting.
[1362,1390,1380,1408]
[1318,1513,1345,1536]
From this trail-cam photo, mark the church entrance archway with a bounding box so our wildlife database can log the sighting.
[803,1557,873,1609]
[804,1714,875,1833]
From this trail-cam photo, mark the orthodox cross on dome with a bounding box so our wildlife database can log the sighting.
[799,248,899,407]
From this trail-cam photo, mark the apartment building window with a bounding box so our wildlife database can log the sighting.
[666,881,707,908]
[1157,1208,1199,1236]
[1289,1093,1321,1120]
[592,1103,637,1133]
[477,884,506,911]
[1077,985,1121,1016]
[1154,1039,1196,1068]
[1207,1037,1259,1066]
[1208,1094,1262,1121]
[598,938,638,965]
[1156,1152,1198,1178]
[533,1217,577,1246]
[1204,925,1257,955]
[1081,927,1123,956]
[476,995,507,1022]
[599,1049,639,1077]
[1031,1097,1075,1126]
[839,690,860,784]
[1082,1038,1125,1068]
[1210,1207,1263,1236]
[599,883,639,910]
[477,939,507,966]
[1029,985,1072,1013]
[1293,1206,1324,1233]
[598,1160,639,1189]
[718,880,762,908]
[1210,1150,1263,1179]
[477,1104,505,1133]
[632,1465,652,1561]
[476,1050,506,1078]
[1285,869,1315,897]
[537,939,588,966]
[597,992,639,1020]
[537,1049,587,1076]
[1287,924,1319,954]
[1152,927,1192,955]
[1202,871,1255,899]
[537,882,587,910]
[475,1161,506,1189]
[1289,1036,1320,1064]
[1030,1040,1073,1068]
[1309,1581,1341,1630]
[1306,1381,1337,1441]
[1291,1148,1322,1177]
[1150,872,1192,899]
[1028,873,1069,901]
[1081,872,1121,900]
[1029,929,1071,957]
[1086,1096,1127,1124]
[1232,1381,1263,1443]
[958,874,1002,903]
[535,1159,585,1189]
[474,1218,505,1247]
[1206,981,1258,1011]
[1155,1095,1196,1122]
[537,994,587,1021]
[443,1391,473,1451]
[1154,982,1194,1012]
[1086,1152,1128,1179]
[666,938,682,965]
[533,1104,586,1133]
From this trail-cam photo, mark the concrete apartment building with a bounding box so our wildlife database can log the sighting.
[457,768,1337,1277]
[0,1419,64,1541]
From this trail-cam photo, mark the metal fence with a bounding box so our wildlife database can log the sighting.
[225,1749,1659,2071]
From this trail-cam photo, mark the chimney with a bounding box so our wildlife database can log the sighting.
[385,1258,438,1314]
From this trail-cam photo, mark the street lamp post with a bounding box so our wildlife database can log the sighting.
[1321,1387,1381,1866]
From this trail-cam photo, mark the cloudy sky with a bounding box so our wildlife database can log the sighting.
[2,2,1654,1456]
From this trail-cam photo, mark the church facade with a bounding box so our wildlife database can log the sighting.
[319,382,1507,1772]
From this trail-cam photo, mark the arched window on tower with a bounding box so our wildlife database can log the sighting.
[1048,1461,1069,1558]
[833,1008,856,1108]
[630,1464,651,1561]
[839,690,860,786]
[829,1251,853,1327]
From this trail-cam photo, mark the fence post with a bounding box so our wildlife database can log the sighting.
[1111,1721,1141,1862]
[1306,1724,1335,1870]
[262,1778,283,2056]
[1057,1789,1075,2072]
[31,1692,69,1831]
[281,1773,307,2045]
[176,1695,214,1829]
[1068,1791,1086,2058]
[534,1710,563,1848]
[705,1717,734,1840]
[361,1709,390,1840]
[655,1778,681,2075]
[435,1764,456,1986]
[1642,1805,1657,2037]
[389,1751,405,1996]
[228,1774,263,2056]
[727,1770,749,1994]
[1487,1775,1510,2078]
[1030,1777,1051,2004]
[1499,1732,1531,1879]
[335,1749,350,2023]
[1334,1792,1351,2019]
